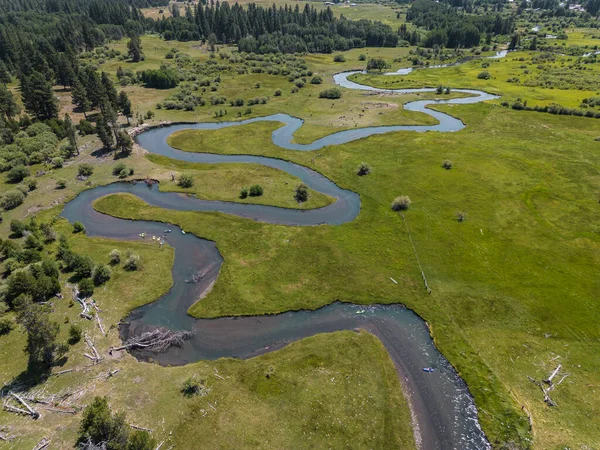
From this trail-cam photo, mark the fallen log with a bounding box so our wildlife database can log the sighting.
[130,424,152,433]
[11,392,40,419]
[46,406,78,414]
[111,328,193,353]
[33,437,50,450]
[543,364,562,384]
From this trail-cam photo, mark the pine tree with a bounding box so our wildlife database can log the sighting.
[0,61,11,85]
[20,71,58,121]
[64,114,79,156]
[71,78,91,119]
[117,91,132,125]
[96,113,114,150]
[101,72,118,109]
[127,35,143,62]
[0,83,20,121]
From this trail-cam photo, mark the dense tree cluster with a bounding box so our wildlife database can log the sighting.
[159,3,398,53]
[406,0,514,48]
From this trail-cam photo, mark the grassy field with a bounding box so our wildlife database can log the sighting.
[351,50,600,108]
[95,97,600,448]
[1,32,600,449]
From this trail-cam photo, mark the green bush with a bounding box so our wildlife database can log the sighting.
[357,162,371,176]
[295,183,308,203]
[7,165,30,183]
[109,249,121,265]
[93,264,112,286]
[25,178,37,191]
[78,278,94,298]
[73,221,85,233]
[78,164,94,177]
[333,54,346,62]
[0,317,13,335]
[240,187,248,199]
[178,174,194,188]
[442,160,453,170]
[56,179,67,189]
[112,163,127,176]
[391,196,411,211]
[2,190,25,210]
[274,89,282,96]
[477,71,491,80]
[68,324,82,344]
[358,54,366,61]
[52,157,64,168]
[319,88,342,99]
[124,251,141,271]
[10,219,26,237]
[249,185,263,197]
[310,75,323,85]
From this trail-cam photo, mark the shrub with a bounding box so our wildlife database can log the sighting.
[78,164,94,177]
[333,54,346,62]
[52,157,64,168]
[274,89,282,96]
[78,120,96,135]
[442,160,453,170]
[0,317,13,335]
[319,88,342,99]
[391,196,411,211]
[456,211,466,222]
[73,221,85,233]
[25,178,37,191]
[310,75,323,85]
[74,255,94,278]
[109,249,121,265]
[477,71,491,80]
[68,324,82,344]
[10,219,26,237]
[249,185,263,197]
[295,79,305,88]
[112,163,127,176]
[436,85,443,94]
[295,183,308,203]
[56,179,67,189]
[178,174,194,188]
[181,376,200,397]
[78,278,94,298]
[77,397,130,449]
[93,264,112,285]
[357,162,371,176]
[358,54,366,61]
[2,190,25,210]
[124,251,140,271]
[7,165,30,183]
[239,187,248,199]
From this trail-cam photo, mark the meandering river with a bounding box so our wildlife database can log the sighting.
[61,65,500,449]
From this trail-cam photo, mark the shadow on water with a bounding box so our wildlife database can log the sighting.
[60,70,501,449]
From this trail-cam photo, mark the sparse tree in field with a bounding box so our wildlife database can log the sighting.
[96,113,114,150]
[64,114,79,155]
[109,249,121,265]
[78,278,94,298]
[117,130,133,155]
[118,91,133,125]
[15,295,67,373]
[127,35,143,62]
[295,183,308,203]
[366,58,390,72]
[357,162,371,176]
[391,196,411,211]
[93,264,111,286]
[178,174,194,188]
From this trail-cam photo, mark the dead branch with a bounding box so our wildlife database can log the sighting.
[543,364,562,384]
[84,335,102,364]
[46,406,78,414]
[53,368,75,376]
[32,437,50,450]
[10,392,40,419]
[111,328,193,353]
[527,376,556,407]
[207,402,216,412]
[96,313,106,336]
[130,424,152,433]
[155,442,164,450]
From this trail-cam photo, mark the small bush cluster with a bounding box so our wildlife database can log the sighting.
[391,196,411,211]
[319,88,342,99]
